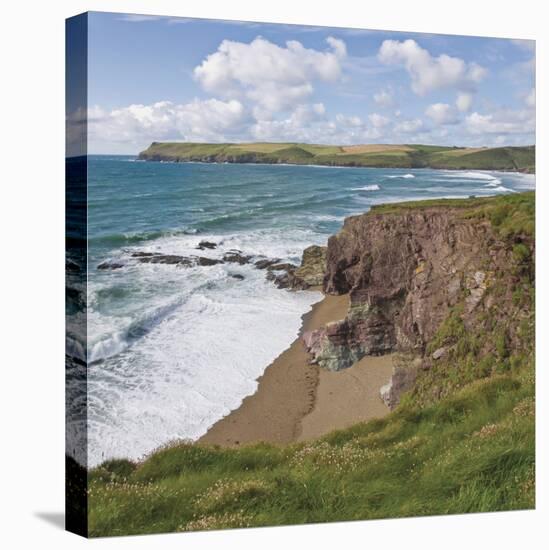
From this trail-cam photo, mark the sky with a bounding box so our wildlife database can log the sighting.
[83,12,536,154]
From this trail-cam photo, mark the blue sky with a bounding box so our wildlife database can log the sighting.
[85,12,535,154]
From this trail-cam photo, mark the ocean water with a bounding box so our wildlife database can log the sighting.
[76,155,535,466]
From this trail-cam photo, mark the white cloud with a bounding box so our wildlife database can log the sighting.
[378,39,486,95]
[251,108,333,142]
[394,118,423,134]
[86,31,536,153]
[88,99,250,152]
[368,113,390,128]
[326,36,347,58]
[456,92,473,112]
[465,108,534,136]
[425,103,459,125]
[373,89,394,107]
[89,98,398,152]
[251,107,392,144]
[193,36,346,112]
[335,113,363,127]
[285,103,327,126]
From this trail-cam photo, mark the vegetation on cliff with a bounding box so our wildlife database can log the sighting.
[138,142,535,173]
[88,193,534,537]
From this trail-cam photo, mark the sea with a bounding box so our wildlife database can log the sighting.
[69,155,535,466]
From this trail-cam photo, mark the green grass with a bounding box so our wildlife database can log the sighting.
[88,367,534,536]
[138,142,535,172]
[370,192,535,237]
[428,146,535,173]
[88,192,535,537]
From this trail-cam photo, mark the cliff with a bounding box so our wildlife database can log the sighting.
[304,192,535,407]
[137,142,535,173]
[88,192,535,536]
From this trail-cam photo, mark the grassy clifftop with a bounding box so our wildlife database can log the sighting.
[88,192,535,537]
[138,142,535,172]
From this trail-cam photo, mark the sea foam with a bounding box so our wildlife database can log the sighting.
[388,173,415,179]
[86,230,323,466]
[351,184,380,191]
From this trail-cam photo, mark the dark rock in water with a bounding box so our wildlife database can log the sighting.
[266,263,297,289]
[136,254,193,266]
[97,261,124,270]
[267,262,296,272]
[196,257,223,266]
[229,273,245,280]
[262,245,325,290]
[223,251,252,265]
[66,259,81,273]
[196,240,217,250]
[132,251,223,267]
[267,272,292,289]
[254,258,281,270]
[66,286,86,309]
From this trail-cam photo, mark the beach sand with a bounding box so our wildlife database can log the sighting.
[298,353,394,441]
[198,290,393,447]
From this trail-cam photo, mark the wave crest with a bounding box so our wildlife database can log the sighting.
[388,173,415,179]
[351,184,380,191]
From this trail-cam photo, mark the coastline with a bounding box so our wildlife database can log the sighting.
[198,289,393,447]
[137,157,534,174]
[137,142,535,174]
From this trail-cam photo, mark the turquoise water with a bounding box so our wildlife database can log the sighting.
[83,155,535,465]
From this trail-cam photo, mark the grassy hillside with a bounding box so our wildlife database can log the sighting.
[89,372,534,536]
[88,192,535,537]
[138,142,535,172]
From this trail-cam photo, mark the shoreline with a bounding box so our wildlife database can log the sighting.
[198,289,393,447]
[136,157,534,175]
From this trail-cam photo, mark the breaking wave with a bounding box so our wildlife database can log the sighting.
[351,184,380,191]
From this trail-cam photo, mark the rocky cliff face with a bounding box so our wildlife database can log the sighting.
[303,195,535,408]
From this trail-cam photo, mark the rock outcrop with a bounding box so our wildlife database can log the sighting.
[379,354,424,409]
[303,202,530,383]
[264,245,328,290]
[292,245,327,288]
[265,263,298,289]
[223,251,252,265]
[196,240,217,250]
[131,251,223,267]
[254,258,281,270]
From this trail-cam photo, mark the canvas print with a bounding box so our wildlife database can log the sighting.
[66,11,535,538]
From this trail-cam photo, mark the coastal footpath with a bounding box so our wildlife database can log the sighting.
[138,141,535,172]
[87,192,535,536]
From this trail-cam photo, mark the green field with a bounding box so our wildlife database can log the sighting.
[138,142,535,172]
[87,193,535,537]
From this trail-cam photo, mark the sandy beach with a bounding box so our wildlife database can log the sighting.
[298,353,394,441]
[198,290,393,447]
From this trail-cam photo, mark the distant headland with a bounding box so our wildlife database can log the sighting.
[138,142,535,173]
